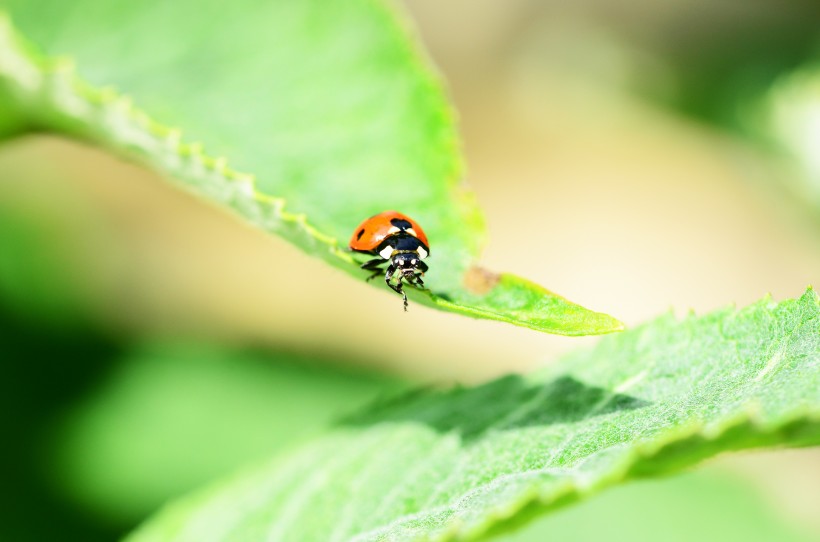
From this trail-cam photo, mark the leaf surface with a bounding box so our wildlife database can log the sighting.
[128,289,820,542]
[52,344,402,522]
[500,470,816,542]
[0,1,621,335]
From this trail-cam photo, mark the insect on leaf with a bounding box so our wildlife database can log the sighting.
[0,0,621,335]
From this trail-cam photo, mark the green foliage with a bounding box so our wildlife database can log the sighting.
[0,303,125,542]
[0,1,621,335]
[51,344,402,522]
[128,290,820,542]
[1,2,818,541]
[500,470,815,542]
[752,63,820,217]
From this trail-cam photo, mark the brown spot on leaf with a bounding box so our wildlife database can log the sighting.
[464,266,500,294]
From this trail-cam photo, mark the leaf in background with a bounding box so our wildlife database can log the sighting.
[0,1,621,335]
[50,343,402,524]
[753,62,820,216]
[0,301,125,542]
[127,289,820,542]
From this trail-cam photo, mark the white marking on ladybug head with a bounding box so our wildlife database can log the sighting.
[416,246,428,259]
[406,228,417,236]
[379,245,394,259]
[387,226,401,234]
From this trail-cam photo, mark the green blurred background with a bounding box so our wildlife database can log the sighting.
[2,0,820,540]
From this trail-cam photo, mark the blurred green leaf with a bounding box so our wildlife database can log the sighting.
[0,161,116,326]
[50,343,401,522]
[752,63,820,213]
[499,469,816,542]
[0,205,82,322]
[0,303,124,542]
[0,1,621,335]
[128,290,820,542]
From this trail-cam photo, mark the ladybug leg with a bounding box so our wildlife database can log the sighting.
[360,258,386,282]
[384,264,408,311]
[405,271,424,288]
[406,261,428,289]
[399,281,408,311]
[384,263,398,292]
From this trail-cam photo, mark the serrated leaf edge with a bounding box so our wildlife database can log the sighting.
[126,290,818,541]
[353,408,820,542]
[0,12,355,267]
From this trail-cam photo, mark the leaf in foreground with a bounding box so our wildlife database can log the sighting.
[128,289,820,542]
[0,1,621,335]
[499,470,815,542]
[52,344,401,522]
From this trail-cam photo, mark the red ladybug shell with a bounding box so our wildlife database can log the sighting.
[349,211,429,252]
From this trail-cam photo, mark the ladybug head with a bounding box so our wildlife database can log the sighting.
[391,252,423,276]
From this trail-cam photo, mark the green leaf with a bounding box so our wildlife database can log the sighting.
[500,470,816,542]
[51,343,403,523]
[127,289,820,542]
[0,2,621,335]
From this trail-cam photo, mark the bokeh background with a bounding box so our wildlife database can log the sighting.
[1,0,820,540]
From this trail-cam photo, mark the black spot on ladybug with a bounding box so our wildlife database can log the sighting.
[356,228,365,240]
[390,218,413,230]
[376,234,423,253]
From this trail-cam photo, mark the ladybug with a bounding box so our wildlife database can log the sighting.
[349,210,429,311]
